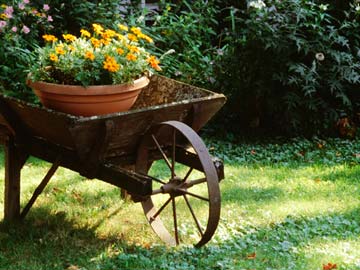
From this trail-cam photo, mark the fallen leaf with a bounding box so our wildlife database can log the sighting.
[246,252,256,259]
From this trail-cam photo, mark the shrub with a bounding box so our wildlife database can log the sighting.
[216,0,360,136]
[0,1,53,101]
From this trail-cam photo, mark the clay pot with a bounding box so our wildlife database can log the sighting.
[27,76,149,116]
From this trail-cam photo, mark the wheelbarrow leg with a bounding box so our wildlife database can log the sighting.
[4,137,27,221]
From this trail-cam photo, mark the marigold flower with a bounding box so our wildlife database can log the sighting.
[43,34,58,42]
[103,56,120,72]
[103,29,116,38]
[116,48,124,55]
[84,51,95,61]
[126,53,137,61]
[80,29,91,38]
[138,33,153,43]
[130,26,142,36]
[91,38,101,48]
[49,53,58,62]
[100,38,111,45]
[63,34,76,42]
[92,23,103,34]
[118,24,128,31]
[147,55,161,71]
[55,46,65,55]
[129,45,140,54]
[323,263,337,270]
[128,33,138,42]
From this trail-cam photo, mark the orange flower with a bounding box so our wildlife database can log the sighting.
[323,263,337,270]
[84,51,95,61]
[91,38,101,48]
[80,29,91,38]
[116,48,124,55]
[127,33,138,42]
[103,56,120,72]
[43,34,58,43]
[62,34,77,42]
[126,53,137,61]
[49,53,58,62]
[129,45,140,54]
[246,252,256,260]
[55,46,65,55]
[147,55,161,71]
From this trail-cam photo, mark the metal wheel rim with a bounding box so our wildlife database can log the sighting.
[136,121,220,247]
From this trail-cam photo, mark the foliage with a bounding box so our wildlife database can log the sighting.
[0,1,53,101]
[216,0,360,135]
[29,24,160,86]
[124,0,224,89]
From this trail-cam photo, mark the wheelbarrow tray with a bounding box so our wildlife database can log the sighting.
[0,75,225,162]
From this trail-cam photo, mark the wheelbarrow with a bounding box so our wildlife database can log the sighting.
[0,75,226,247]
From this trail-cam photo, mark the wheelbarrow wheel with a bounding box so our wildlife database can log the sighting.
[136,121,220,247]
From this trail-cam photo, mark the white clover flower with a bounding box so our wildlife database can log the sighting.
[248,0,266,9]
[319,4,328,11]
[315,52,325,61]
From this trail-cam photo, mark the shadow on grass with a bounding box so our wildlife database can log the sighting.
[0,207,124,270]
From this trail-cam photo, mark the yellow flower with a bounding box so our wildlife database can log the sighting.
[130,26,142,36]
[92,23,104,34]
[147,55,161,71]
[118,24,128,31]
[128,33,138,42]
[1,4,7,9]
[80,29,91,38]
[100,38,111,45]
[68,45,76,52]
[91,38,101,48]
[103,29,116,39]
[116,34,126,41]
[84,51,95,61]
[126,53,137,61]
[103,56,120,72]
[116,48,124,55]
[129,45,140,54]
[0,14,7,20]
[49,53,58,62]
[42,34,58,43]
[55,46,66,55]
[139,33,153,43]
[62,34,77,42]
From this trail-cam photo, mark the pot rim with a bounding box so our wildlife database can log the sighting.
[27,75,150,96]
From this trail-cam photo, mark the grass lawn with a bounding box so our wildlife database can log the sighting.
[0,136,360,270]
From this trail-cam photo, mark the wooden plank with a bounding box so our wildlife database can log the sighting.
[4,137,28,221]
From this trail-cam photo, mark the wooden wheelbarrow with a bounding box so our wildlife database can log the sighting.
[0,75,226,247]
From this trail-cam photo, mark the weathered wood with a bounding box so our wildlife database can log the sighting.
[20,156,61,219]
[4,137,28,221]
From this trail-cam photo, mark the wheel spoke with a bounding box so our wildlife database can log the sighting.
[139,172,166,185]
[183,195,204,237]
[172,198,179,245]
[150,197,172,222]
[176,188,209,202]
[151,134,172,171]
[184,178,207,188]
[171,129,176,178]
[183,167,193,182]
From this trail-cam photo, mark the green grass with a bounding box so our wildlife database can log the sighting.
[0,137,360,270]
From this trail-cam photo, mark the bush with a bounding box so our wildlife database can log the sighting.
[0,1,53,102]
[216,0,360,136]
[0,0,124,102]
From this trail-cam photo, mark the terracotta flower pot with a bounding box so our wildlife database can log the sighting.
[27,76,149,116]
